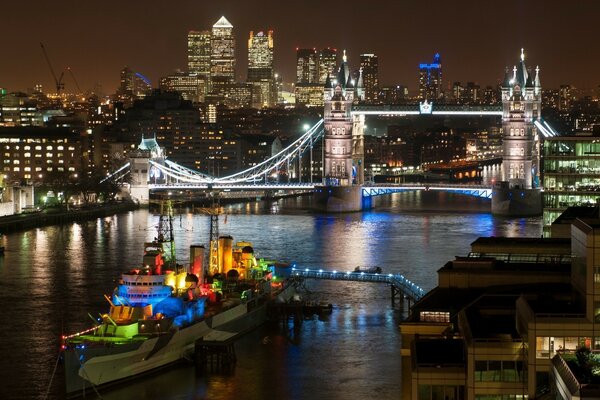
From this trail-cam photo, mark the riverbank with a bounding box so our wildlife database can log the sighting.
[0,201,139,233]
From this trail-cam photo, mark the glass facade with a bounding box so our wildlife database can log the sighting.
[417,384,464,400]
[542,136,600,233]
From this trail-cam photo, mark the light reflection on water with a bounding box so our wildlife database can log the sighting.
[0,192,542,399]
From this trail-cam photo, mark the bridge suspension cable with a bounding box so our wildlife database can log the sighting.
[140,119,324,185]
[213,119,324,184]
[100,162,130,183]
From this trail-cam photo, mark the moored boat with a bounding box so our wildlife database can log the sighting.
[62,204,294,397]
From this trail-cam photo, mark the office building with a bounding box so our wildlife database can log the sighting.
[360,54,379,103]
[0,127,82,182]
[117,67,152,106]
[419,53,443,101]
[399,215,600,399]
[210,16,235,95]
[159,71,207,103]
[187,30,211,79]
[247,30,275,108]
[296,48,318,84]
[542,133,600,234]
[318,48,337,84]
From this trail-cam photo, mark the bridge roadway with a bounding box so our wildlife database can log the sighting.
[289,267,425,305]
[149,182,493,199]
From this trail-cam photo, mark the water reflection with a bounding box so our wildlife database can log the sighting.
[0,194,542,399]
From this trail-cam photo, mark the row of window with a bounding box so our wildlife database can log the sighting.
[474,360,526,382]
[123,281,162,286]
[536,336,594,358]
[2,166,75,173]
[508,163,525,180]
[2,145,73,151]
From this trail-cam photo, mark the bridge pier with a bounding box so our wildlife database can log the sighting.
[491,185,542,216]
[312,185,365,212]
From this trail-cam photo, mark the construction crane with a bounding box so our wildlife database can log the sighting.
[40,42,65,94]
[67,67,82,94]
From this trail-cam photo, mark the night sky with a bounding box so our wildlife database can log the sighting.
[2,0,599,94]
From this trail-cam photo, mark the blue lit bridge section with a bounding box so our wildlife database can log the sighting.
[290,267,425,305]
[362,184,492,200]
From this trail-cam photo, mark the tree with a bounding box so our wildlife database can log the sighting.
[41,170,79,210]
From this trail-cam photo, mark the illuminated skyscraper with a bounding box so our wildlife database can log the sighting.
[418,53,442,100]
[187,30,211,78]
[296,48,318,84]
[360,54,378,103]
[318,48,337,84]
[247,30,275,108]
[210,16,235,94]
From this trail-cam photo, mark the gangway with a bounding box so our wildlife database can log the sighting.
[289,267,425,307]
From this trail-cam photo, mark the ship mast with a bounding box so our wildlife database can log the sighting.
[198,194,224,275]
[157,200,176,270]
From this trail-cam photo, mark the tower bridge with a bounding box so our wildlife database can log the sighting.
[105,49,559,215]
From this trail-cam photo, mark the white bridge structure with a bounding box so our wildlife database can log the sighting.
[103,104,560,204]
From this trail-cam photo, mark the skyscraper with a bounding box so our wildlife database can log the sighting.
[418,53,442,101]
[247,30,275,108]
[360,54,379,103]
[318,48,337,84]
[187,30,211,79]
[210,16,235,95]
[296,48,318,84]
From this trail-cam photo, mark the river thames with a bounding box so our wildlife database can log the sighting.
[0,191,542,399]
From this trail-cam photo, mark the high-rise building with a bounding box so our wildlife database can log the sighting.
[418,53,442,101]
[187,30,211,79]
[159,71,207,103]
[296,48,318,84]
[210,16,235,95]
[559,84,572,112]
[360,54,379,103]
[247,30,275,108]
[318,48,337,84]
[117,67,152,106]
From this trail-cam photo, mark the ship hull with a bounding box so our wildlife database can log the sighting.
[65,285,294,397]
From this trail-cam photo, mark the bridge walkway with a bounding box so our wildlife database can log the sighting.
[289,267,425,307]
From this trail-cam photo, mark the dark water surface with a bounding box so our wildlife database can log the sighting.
[0,192,542,399]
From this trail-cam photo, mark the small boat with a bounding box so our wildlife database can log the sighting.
[353,266,382,274]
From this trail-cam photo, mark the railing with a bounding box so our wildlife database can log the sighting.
[290,267,425,302]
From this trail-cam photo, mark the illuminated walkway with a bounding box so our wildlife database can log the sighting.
[289,267,425,304]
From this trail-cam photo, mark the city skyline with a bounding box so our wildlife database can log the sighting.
[2,1,600,94]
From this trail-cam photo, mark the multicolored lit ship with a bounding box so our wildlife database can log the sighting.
[62,206,294,397]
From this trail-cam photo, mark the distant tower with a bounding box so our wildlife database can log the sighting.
[492,49,543,216]
[210,16,235,94]
[318,48,337,84]
[500,48,542,189]
[418,53,442,100]
[314,51,365,212]
[188,30,211,79]
[247,30,275,108]
[359,54,378,103]
[322,51,356,186]
[296,48,319,84]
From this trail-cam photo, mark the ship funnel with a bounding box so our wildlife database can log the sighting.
[190,245,205,282]
[218,236,233,274]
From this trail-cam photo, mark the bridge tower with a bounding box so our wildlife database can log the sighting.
[129,136,165,205]
[492,49,542,216]
[313,51,365,212]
